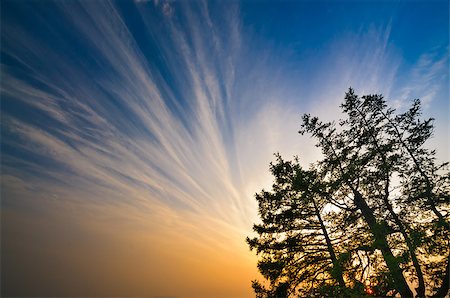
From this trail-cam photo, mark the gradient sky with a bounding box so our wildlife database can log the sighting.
[1,1,449,297]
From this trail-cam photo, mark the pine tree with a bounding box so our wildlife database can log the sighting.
[247,155,350,297]
[248,88,449,297]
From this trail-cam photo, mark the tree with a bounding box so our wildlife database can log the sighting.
[248,88,449,298]
[247,155,352,297]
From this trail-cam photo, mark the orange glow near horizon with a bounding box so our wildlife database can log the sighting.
[1,176,261,298]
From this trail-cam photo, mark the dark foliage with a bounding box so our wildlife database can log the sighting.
[247,89,449,298]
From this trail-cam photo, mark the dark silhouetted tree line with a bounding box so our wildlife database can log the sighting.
[247,89,449,298]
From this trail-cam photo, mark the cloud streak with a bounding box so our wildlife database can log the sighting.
[3,1,246,224]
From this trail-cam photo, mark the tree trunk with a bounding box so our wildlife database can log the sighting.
[354,105,426,297]
[312,198,346,290]
[432,254,450,298]
[382,196,426,297]
[381,110,450,232]
[353,190,414,298]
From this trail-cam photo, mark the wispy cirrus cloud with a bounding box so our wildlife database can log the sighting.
[396,46,448,107]
[1,2,296,289]
[297,23,401,119]
[2,0,253,228]
[2,2,263,295]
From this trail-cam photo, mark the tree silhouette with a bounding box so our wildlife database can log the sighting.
[248,89,449,298]
[247,156,349,297]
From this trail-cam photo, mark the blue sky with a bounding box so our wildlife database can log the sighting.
[1,0,449,297]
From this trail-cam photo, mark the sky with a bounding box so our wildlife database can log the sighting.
[1,0,448,297]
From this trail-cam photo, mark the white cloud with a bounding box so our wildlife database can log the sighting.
[1,1,260,239]
[396,47,448,108]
